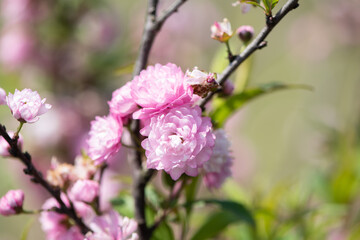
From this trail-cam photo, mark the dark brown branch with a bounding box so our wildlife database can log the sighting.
[0,124,91,235]
[131,1,189,240]
[133,0,188,76]
[200,0,300,109]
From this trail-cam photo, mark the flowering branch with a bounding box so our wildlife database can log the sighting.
[0,124,91,235]
[200,0,300,109]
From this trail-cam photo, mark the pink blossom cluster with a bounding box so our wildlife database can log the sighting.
[86,63,223,180]
[0,189,24,216]
[41,156,138,240]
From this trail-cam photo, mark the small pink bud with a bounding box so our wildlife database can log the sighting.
[70,180,99,203]
[211,18,233,43]
[236,25,254,43]
[223,81,235,96]
[0,131,23,157]
[0,189,24,216]
[0,88,6,105]
[6,88,51,123]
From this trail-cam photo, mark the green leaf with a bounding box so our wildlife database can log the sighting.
[152,222,175,240]
[162,171,176,189]
[271,0,279,8]
[185,176,200,214]
[111,191,134,218]
[21,217,35,240]
[200,199,256,227]
[191,211,250,240]
[210,82,312,128]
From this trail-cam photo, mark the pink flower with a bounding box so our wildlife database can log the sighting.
[39,194,94,240]
[86,115,123,165]
[0,28,34,69]
[6,88,51,123]
[203,129,233,189]
[141,105,215,180]
[108,82,138,119]
[0,87,6,105]
[85,210,138,240]
[70,180,99,203]
[74,155,97,180]
[236,25,254,43]
[185,68,218,98]
[232,1,252,14]
[222,80,234,96]
[46,157,76,189]
[211,18,233,42]
[0,189,24,216]
[0,131,23,157]
[131,63,193,119]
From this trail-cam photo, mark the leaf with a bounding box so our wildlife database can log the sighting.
[21,217,35,240]
[111,191,134,218]
[114,63,134,76]
[162,171,176,189]
[185,176,200,214]
[271,0,279,8]
[152,222,175,240]
[200,199,256,227]
[243,1,263,9]
[210,82,312,128]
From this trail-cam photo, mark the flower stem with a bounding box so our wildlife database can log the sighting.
[14,122,24,139]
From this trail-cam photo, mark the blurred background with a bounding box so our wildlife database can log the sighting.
[0,0,360,239]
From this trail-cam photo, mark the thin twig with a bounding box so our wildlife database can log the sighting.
[130,1,190,240]
[199,0,300,110]
[0,124,91,235]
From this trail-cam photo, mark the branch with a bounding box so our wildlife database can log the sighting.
[199,0,300,109]
[131,1,189,239]
[133,0,188,76]
[0,124,91,235]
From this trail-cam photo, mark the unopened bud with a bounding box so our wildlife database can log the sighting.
[222,81,235,96]
[236,25,254,43]
[211,18,233,43]
[0,189,24,216]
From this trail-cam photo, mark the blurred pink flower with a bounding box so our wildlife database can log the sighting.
[203,129,233,189]
[211,18,233,42]
[222,80,235,96]
[70,179,99,203]
[0,28,34,69]
[85,210,138,240]
[141,105,215,180]
[0,131,23,157]
[46,157,76,189]
[40,194,94,240]
[74,155,97,180]
[0,88,6,105]
[1,0,34,24]
[6,88,51,123]
[131,63,193,119]
[232,1,252,14]
[0,189,24,216]
[86,115,123,165]
[108,82,138,119]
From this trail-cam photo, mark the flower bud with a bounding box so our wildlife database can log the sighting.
[222,81,235,96]
[70,180,99,203]
[6,88,51,123]
[0,131,23,157]
[0,189,24,216]
[236,25,254,43]
[185,67,218,98]
[211,18,233,43]
[0,88,6,105]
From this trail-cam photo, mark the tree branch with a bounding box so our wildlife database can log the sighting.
[200,0,300,109]
[0,124,91,235]
[130,1,189,239]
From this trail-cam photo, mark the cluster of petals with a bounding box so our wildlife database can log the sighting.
[85,210,138,240]
[39,194,95,240]
[232,1,252,13]
[86,115,122,165]
[0,131,23,157]
[203,129,233,189]
[0,189,24,216]
[74,155,97,180]
[70,179,99,203]
[131,63,194,119]
[46,157,77,189]
[6,88,51,123]
[108,81,138,121]
[211,18,233,42]
[185,68,218,98]
[0,87,6,105]
[141,105,215,180]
